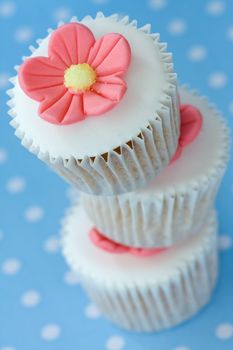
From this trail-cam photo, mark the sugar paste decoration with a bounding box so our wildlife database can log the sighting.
[89,228,168,257]
[171,104,203,163]
[19,23,131,125]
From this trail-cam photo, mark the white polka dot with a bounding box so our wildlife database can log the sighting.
[208,72,228,88]
[21,290,41,307]
[188,45,207,61]
[149,0,166,10]
[168,19,187,35]
[0,73,10,89]
[216,323,233,339]
[106,336,125,350]
[0,1,16,17]
[44,236,60,253]
[85,303,101,319]
[0,148,8,164]
[174,347,190,350]
[0,346,16,350]
[64,270,80,285]
[2,258,21,275]
[15,26,33,43]
[53,6,71,21]
[6,177,26,194]
[206,1,225,15]
[25,206,44,222]
[41,324,60,341]
[219,235,233,250]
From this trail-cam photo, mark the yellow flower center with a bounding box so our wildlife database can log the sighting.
[64,63,96,92]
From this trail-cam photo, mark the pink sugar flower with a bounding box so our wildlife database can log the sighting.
[19,22,131,125]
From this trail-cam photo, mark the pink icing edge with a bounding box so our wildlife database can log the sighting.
[170,103,203,164]
[170,145,182,164]
[89,228,128,254]
[89,228,168,257]
[130,247,167,257]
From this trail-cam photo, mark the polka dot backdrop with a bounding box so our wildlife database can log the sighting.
[0,0,232,349]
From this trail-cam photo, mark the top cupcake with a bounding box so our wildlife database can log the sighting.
[9,13,180,195]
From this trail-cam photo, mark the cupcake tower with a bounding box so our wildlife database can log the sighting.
[8,13,230,332]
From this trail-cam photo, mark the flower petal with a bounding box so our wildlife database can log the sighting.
[92,80,127,102]
[97,74,127,86]
[87,33,131,76]
[83,91,117,115]
[89,228,168,256]
[179,104,203,147]
[89,228,128,254]
[49,23,95,67]
[39,89,84,125]
[19,56,64,101]
[170,104,203,164]
[61,94,85,124]
[170,145,182,164]
[130,247,167,257]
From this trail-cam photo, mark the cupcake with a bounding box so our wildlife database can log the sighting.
[61,204,218,332]
[81,86,230,247]
[8,13,180,195]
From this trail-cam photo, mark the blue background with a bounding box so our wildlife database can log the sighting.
[0,0,233,349]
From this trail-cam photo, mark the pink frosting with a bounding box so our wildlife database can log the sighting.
[19,23,131,125]
[89,228,167,257]
[170,104,203,163]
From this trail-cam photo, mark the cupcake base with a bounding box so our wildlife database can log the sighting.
[61,205,218,332]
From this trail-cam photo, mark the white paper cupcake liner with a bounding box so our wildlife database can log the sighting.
[61,205,218,332]
[81,87,230,247]
[8,12,180,195]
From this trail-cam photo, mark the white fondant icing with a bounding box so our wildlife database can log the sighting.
[62,204,216,285]
[13,15,173,158]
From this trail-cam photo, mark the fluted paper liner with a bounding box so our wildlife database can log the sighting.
[81,87,230,247]
[8,12,180,195]
[61,207,218,332]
